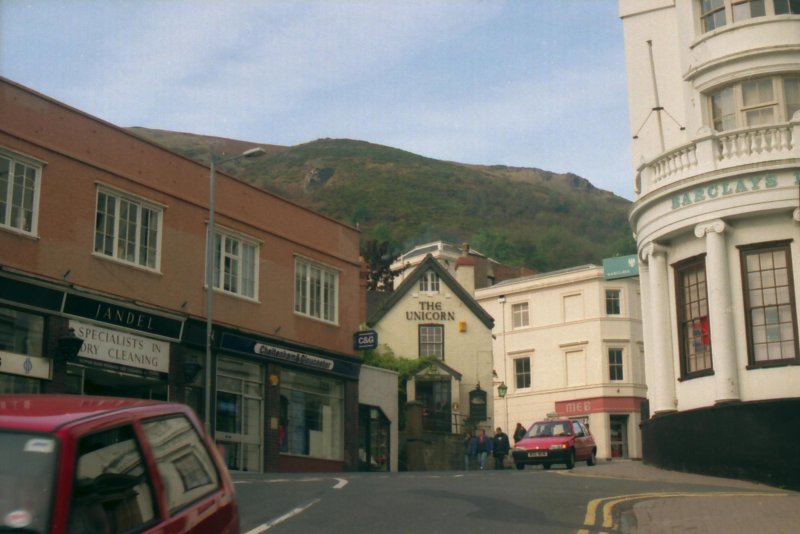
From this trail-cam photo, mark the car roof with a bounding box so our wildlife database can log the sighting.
[0,394,185,433]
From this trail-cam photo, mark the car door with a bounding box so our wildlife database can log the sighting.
[571,421,591,460]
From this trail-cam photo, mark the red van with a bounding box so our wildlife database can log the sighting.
[0,394,239,533]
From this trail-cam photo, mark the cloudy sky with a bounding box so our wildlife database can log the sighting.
[0,1,633,199]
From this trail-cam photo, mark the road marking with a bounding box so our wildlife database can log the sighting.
[243,498,320,534]
[578,491,788,533]
[333,477,348,489]
[236,476,347,489]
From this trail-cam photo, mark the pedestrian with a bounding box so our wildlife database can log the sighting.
[463,430,477,470]
[492,427,510,469]
[513,422,526,444]
[475,429,493,470]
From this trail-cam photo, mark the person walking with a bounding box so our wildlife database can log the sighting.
[475,429,493,470]
[513,422,527,444]
[463,430,477,470]
[492,427,510,469]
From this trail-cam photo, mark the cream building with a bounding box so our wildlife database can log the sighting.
[475,265,645,460]
[620,0,800,486]
[368,255,495,434]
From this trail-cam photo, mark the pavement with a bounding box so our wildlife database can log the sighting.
[582,460,800,533]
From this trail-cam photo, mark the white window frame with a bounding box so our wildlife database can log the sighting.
[606,289,622,316]
[608,347,625,382]
[514,356,531,389]
[419,270,440,294]
[209,228,260,300]
[511,302,529,329]
[93,186,162,270]
[699,0,798,34]
[419,324,444,358]
[0,148,43,236]
[709,75,799,132]
[294,257,339,323]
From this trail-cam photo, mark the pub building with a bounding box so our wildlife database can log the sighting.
[0,76,364,472]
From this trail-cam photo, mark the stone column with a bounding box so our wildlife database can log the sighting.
[694,219,740,403]
[641,242,676,414]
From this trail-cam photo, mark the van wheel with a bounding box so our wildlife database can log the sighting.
[565,450,575,469]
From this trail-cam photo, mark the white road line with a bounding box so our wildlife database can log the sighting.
[243,498,321,534]
[332,477,348,489]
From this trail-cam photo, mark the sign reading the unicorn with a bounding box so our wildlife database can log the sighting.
[603,255,639,280]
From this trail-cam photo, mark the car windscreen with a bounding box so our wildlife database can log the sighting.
[527,421,572,438]
[0,431,58,532]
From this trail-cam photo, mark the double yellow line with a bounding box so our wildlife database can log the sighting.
[577,491,788,533]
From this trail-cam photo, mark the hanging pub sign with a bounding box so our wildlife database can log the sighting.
[469,386,487,421]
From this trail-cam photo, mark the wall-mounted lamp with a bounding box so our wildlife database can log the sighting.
[497,382,508,398]
[56,328,84,360]
[182,362,202,384]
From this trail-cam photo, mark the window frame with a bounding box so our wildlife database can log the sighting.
[708,75,799,132]
[674,255,715,380]
[419,270,440,294]
[294,257,339,324]
[511,302,530,329]
[699,0,798,34]
[608,347,624,381]
[0,148,43,236]
[209,227,260,300]
[605,289,622,316]
[514,356,531,389]
[740,240,800,368]
[93,185,163,271]
[418,323,444,359]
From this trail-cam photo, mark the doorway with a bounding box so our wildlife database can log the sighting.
[610,415,629,458]
[416,379,451,432]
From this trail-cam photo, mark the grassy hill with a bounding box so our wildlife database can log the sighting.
[129,127,635,272]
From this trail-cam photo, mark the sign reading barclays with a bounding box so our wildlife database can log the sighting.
[603,255,639,280]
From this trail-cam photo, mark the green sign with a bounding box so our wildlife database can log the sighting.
[603,255,639,280]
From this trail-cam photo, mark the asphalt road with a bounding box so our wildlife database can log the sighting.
[232,461,797,533]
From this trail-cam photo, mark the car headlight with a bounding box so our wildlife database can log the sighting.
[513,446,527,452]
[549,444,567,450]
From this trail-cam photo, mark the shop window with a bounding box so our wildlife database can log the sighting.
[514,357,531,389]
[0,149,41,235]
[675,256,713,378]
[69,425,156,533]
[215,358,262,472]
[141,415,220,514]
[210,230,259,299]
[280,369,344,460]
[741,242,799,366]
[609,348,624,381]
[94,187,162,270]
[511,302,529,328]
[606,289,621,316]
[0,306,44,357]
[419,324,444,358]
[294,257,338,323]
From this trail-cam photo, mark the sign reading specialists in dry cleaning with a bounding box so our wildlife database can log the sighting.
[70,320,170,375]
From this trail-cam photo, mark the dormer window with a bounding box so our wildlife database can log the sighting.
[419,270,440,293]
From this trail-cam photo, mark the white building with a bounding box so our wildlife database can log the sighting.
[476,265,645,460]
[620,0,800,486]
[368,255,496,434]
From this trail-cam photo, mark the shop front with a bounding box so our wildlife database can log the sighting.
[555,396,645,460]
[0,304,50,393]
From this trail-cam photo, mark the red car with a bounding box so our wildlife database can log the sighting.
[0,394,239,533]
[512,419,597,470]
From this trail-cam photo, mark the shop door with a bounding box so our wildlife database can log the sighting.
[216,358,263,472]
[416,380,451,433]
[358,405,390,472]
[610,415,628,458]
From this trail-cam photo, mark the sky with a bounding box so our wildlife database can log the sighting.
[0,1,634,199]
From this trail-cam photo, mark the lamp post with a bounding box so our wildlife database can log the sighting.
[498,295,508,431]
[205,147,265,435]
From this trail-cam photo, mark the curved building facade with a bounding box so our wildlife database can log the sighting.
[620,0,800,488]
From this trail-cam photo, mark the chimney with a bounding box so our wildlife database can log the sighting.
[455,247,476,296]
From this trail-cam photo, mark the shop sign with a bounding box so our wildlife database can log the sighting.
[353,330,378,350]
[406,301,456,321]
[70,320,170,374]
[64,294,183,339]
[669,171,795,210]
[220,333,361,379]
[0,351,51,380]
[603,255,639,280]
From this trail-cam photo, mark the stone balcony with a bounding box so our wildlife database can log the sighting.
[635,115,800,198]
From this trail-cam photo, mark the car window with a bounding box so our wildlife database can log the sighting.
[69,425,157,534]
[0,431,57,533]
[141,415,221,515]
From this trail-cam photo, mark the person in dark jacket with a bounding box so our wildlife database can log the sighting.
[475,429,493,470]
[463,430,477,470]
[492,427,510,469]
[513,422,527,444]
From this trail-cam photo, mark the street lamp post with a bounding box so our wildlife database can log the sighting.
[205,147,265,435]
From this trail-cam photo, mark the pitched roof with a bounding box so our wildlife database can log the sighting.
[367,254,494,329]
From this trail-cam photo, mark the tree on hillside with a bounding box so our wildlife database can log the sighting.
[361,239,397,291]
